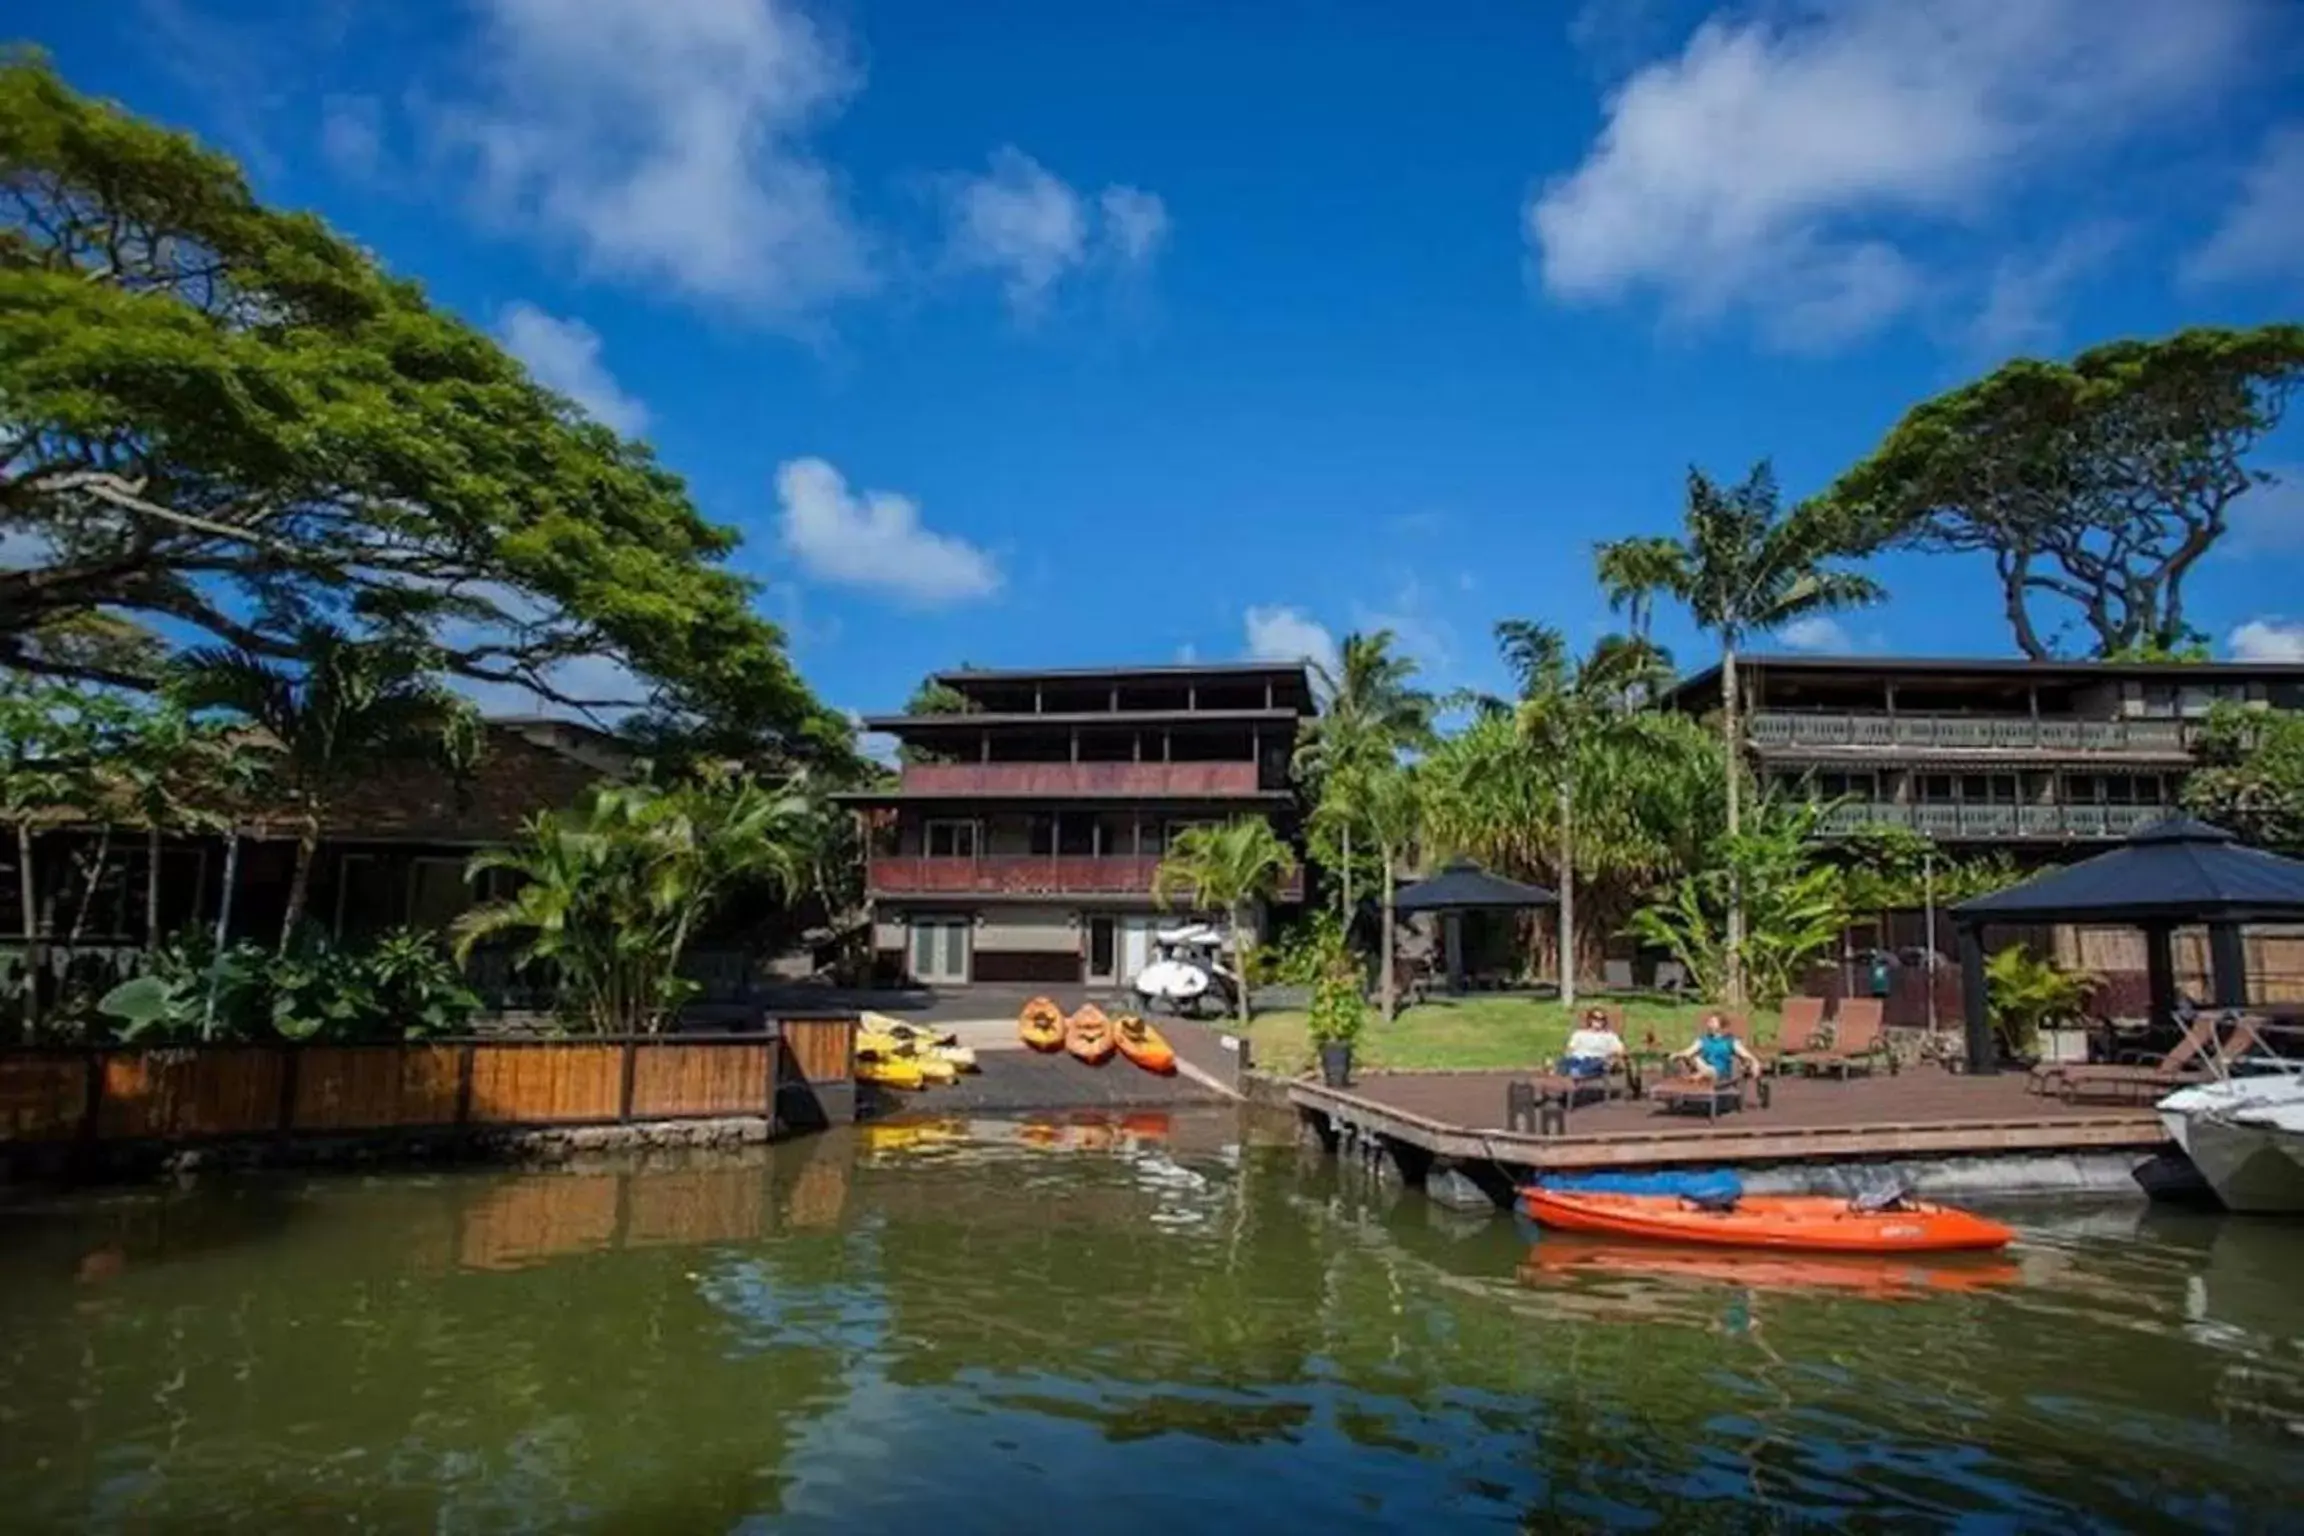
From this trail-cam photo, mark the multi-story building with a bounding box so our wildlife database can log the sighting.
[1663,655,2304,847]
[844,661,1313,987]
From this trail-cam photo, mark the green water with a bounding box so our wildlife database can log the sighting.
[2,1110,2300,1532]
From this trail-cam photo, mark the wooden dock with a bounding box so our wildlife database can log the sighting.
[1290,1068,2167,1184]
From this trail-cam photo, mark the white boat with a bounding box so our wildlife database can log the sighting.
[2157,1072,2304,1214]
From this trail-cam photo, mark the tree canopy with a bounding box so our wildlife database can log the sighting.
[1823,325,2304,659]
[2183,704,2304,854]
[0,55,845,757]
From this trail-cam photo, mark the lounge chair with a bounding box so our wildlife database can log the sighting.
[2027,1008,2214,1096]
[1763,995,1830,1076]
[1649,1016,1767,1120]
[1805,998,1889,1078]
[2042,1012,2265,1105]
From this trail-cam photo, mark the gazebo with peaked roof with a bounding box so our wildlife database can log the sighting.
[1950,816,2304,1074]
[1392,858,1558,994]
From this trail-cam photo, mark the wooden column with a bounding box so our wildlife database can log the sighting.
[1069,728,1080,763]
[1958,923,1993,1074]
[2143,920,2178,1027]
[2208,921,2249,1009]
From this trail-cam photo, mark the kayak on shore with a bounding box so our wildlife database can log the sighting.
[1018,997,1066,1052]
[1518,1187,2015,1255]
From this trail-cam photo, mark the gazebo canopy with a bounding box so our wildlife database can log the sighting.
[1953,815,2304,926]
[1393,858,1558,913]
[1950,815,2304,1077]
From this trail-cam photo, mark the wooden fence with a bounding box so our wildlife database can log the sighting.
[0,1018,856,1150]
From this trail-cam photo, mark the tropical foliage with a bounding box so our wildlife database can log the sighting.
[1832,822,2023,911]
[1477,621,1674,1007]
[1595,462,1884,1003]
[174,625,481,948]
[1826,326,2304,659]
[1983,947,2095,1058]
[1625,801,1848,1007]
[97,926,477,1044]
[454,771,827,1035]
[1296,631,1434,925]
[1303,923,1367,1049]
[1152,816,1300,1029]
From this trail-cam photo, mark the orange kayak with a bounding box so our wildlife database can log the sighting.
[1113,1013,1177,1074]
[1065,1004,1116,1064]
[1518,1188,2014,1254]
[1018,996,1065,1052]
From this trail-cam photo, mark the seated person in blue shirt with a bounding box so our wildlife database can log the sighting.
[1671,1013,1759,1085]
[1559,1008,1625,1079]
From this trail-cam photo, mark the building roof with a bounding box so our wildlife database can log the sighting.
[1392,858,1558,912]
[1662,652,2304,709]
[1954,816,2304,926]
[858,707,1303,734]
[932,660,1313,686]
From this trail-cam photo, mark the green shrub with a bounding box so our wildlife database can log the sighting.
[1304,927,1366,1049]
[97,927,480,1044]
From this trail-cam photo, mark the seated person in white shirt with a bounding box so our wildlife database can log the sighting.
[1559,1008,1625,1080]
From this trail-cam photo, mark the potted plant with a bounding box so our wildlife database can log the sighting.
[1984,946,2095,1067]
[1308,942,1366,1087]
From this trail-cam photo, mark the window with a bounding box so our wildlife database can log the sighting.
[2140,683,2177,719]
[1917,774,1955,804]
[1027,815,1056,856]
[924,820,978,858]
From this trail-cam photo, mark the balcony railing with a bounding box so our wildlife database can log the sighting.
[897,761,1267,797]
[1747,712,2197,755]
[869,853,1306,900]
[1814,801,2166,840]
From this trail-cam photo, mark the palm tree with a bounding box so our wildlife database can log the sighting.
[1495,622,1673,1009]
[175,626,481,950]
[1152,817,1300,1031]
[1295,631,1434,929]
[1594,463,1883,1003]
[1358,765,1423,1023]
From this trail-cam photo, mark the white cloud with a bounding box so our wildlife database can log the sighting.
[2229,467,2304,553]
[495,303,650,436]
[319,94,384,180]
[1243,606,1339,675]
[434,0,871,319]
[1099,185,1170,267]
[1527,0,2254,349]
[1355,576,1456,679]
[2186,123,2304,290]
[944,149,1168,314]
[1775,615,1853,653]
[2229,619,2304,662]
[1965,223,2123,358]
[774,457,1000,606]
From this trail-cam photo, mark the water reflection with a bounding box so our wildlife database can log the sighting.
[0,1110,2300,1532]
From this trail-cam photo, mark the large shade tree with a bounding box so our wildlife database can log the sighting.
[1595,463,1883,1004]
[0,56,846,759]
[1824,326,2304,659]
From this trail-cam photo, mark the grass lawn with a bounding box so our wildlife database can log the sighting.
[1244,994,1784,1075]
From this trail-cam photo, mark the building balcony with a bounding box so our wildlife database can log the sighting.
[895,761,1271,798]
[1748,712,2197,756]
[1814,801,2168,841]
[868,853,1305,901]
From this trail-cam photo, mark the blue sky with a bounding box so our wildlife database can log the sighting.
[23,0,2304,725]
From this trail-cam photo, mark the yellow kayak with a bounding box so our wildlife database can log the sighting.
[856,1052,928,1091]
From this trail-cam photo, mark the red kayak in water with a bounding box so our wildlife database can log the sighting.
[1518,1188,2015,1254]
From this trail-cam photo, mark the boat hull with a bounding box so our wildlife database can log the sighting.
[1518,1189,2015,1254]
[1065,1005,1116,1065]
[1018,997,1066,1052]
[2157,1075,2304,1214]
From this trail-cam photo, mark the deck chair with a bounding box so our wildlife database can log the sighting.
[1763,995,1830,1076]
[1522,1005,1635,1119]
[1602,959,1635,991]
[1649,1015,1765,1119]
[2027,1006,2215,1096]
[1805,998,1888,1079]
[2042,1012,2265,1104]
